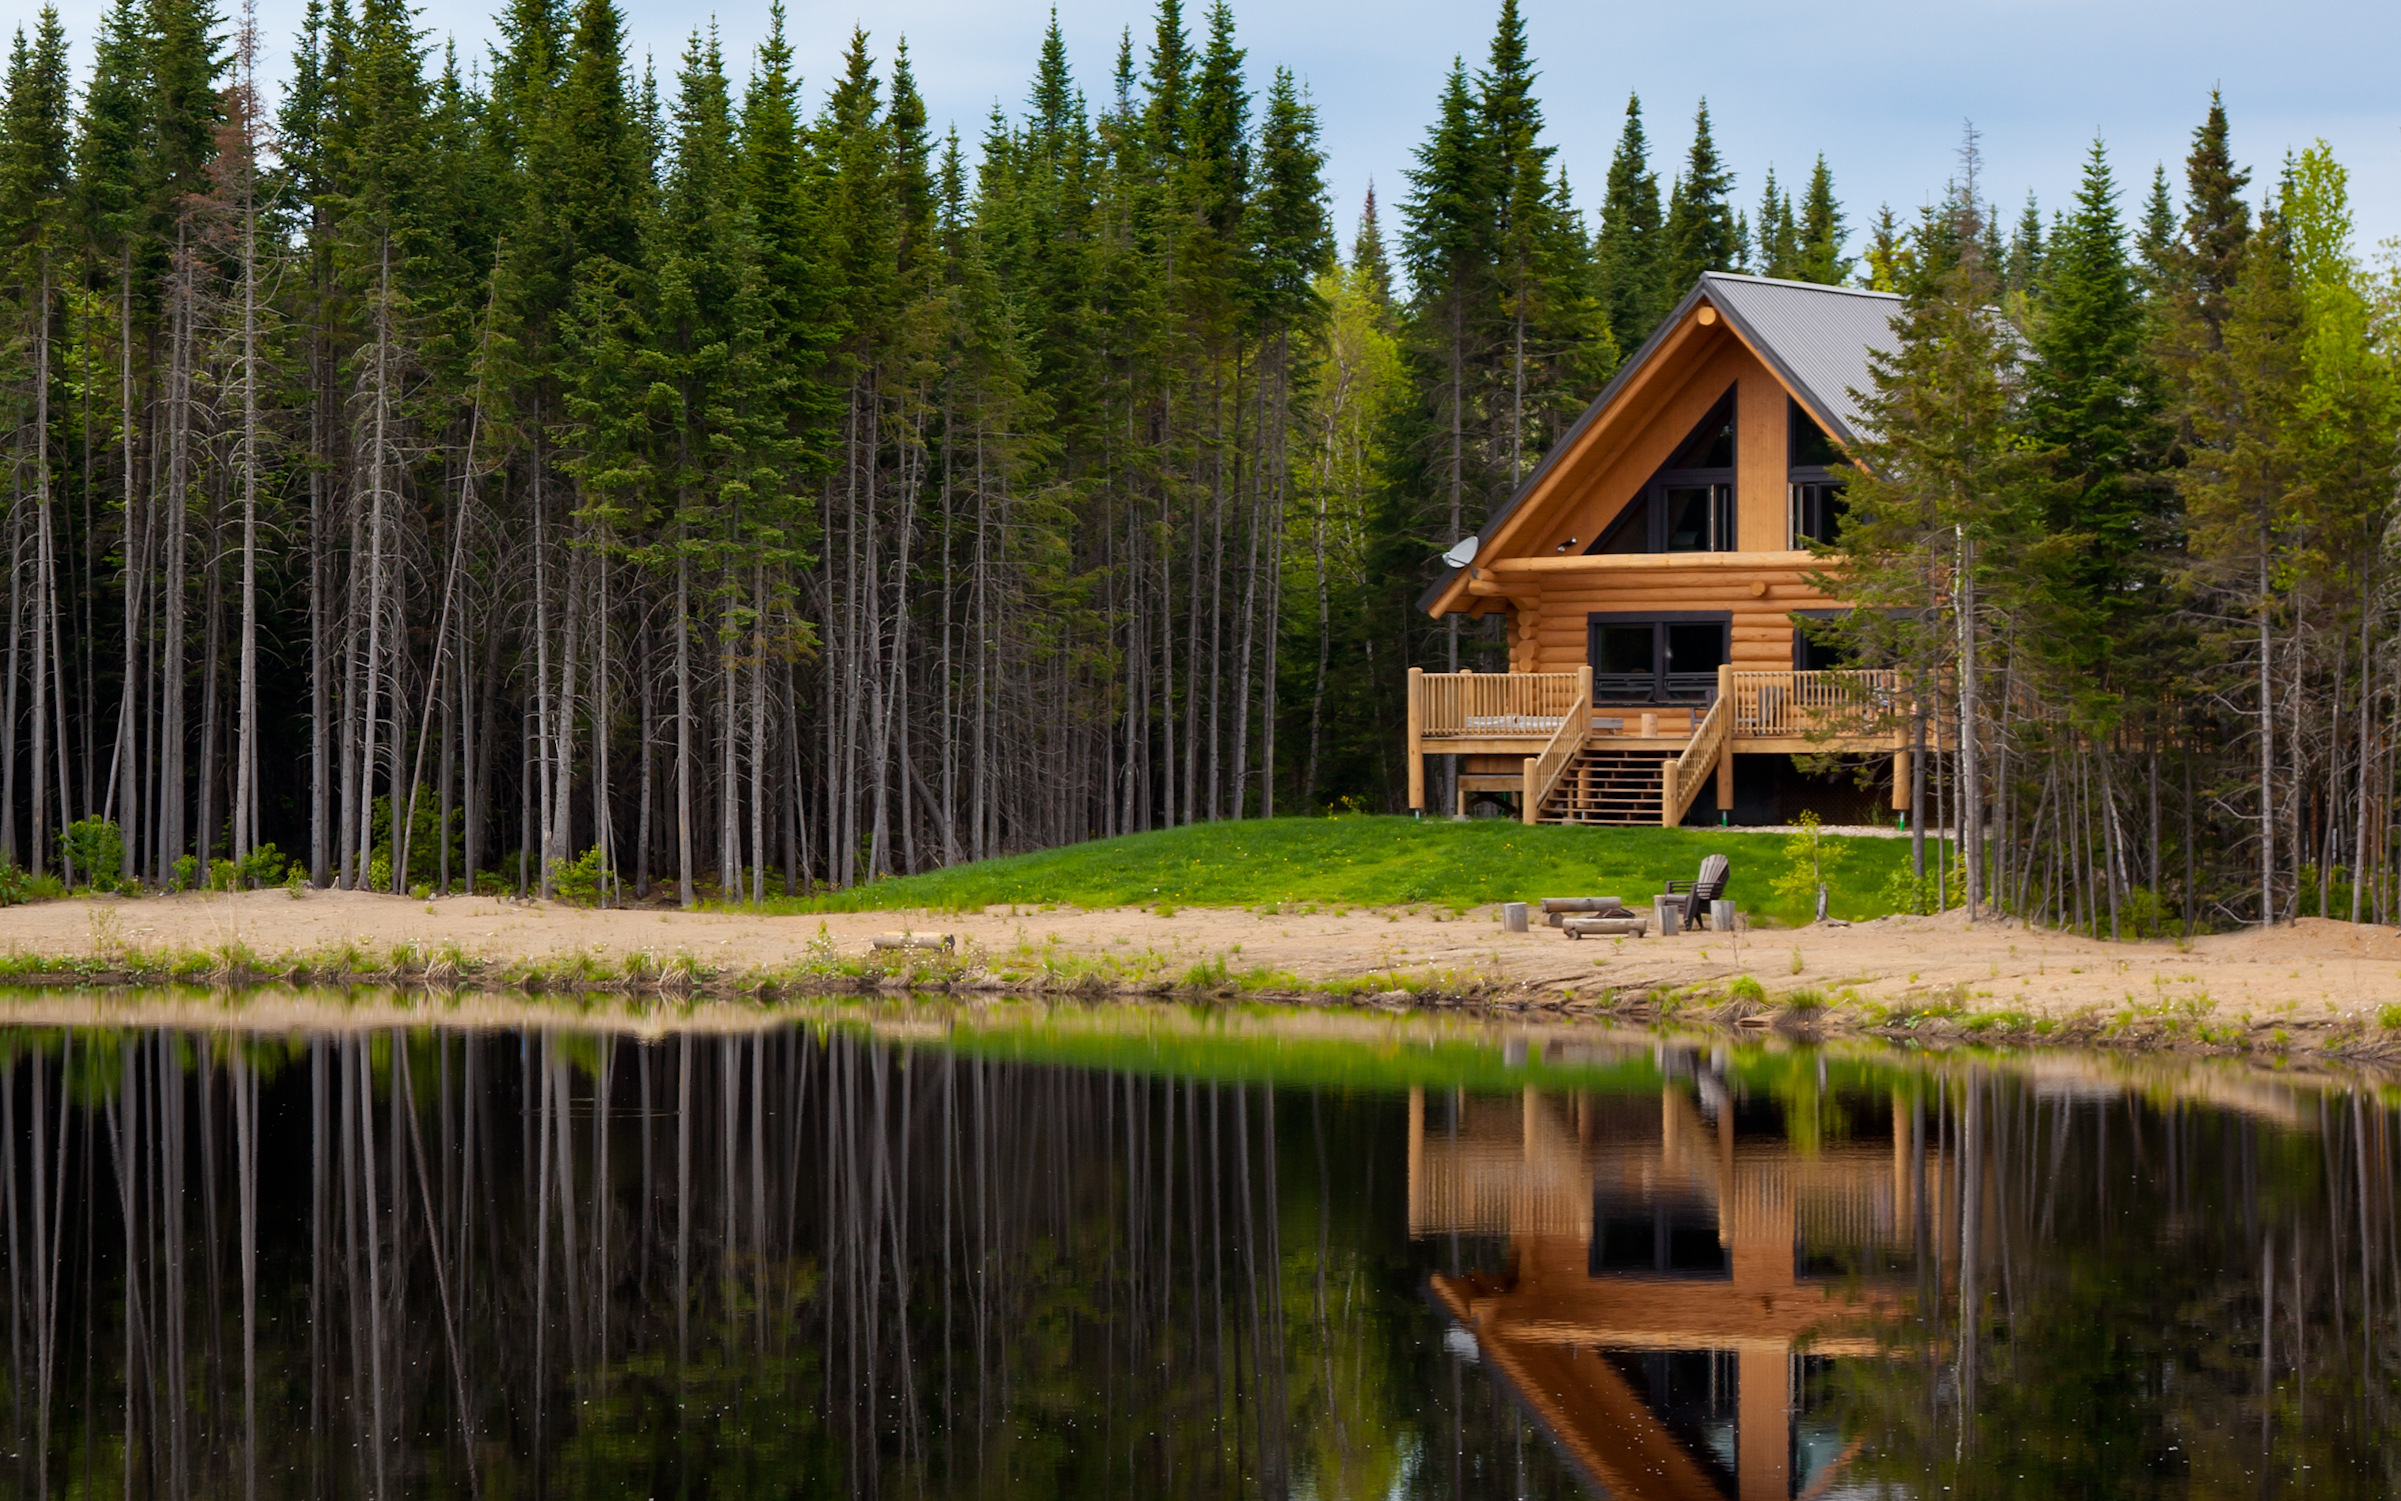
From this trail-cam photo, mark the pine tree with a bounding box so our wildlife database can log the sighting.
[1661,99,1735,294]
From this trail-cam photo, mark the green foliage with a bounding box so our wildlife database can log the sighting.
[59,818,124,891]
[1770,811,1851,918]
[760,814,1911,926]
[547,847,608,906]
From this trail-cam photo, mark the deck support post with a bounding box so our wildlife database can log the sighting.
[1891,750,1910,811]
[1660,762,1680,829]
[1716,665,1735,813]
[1407,667,1425,810]
[1520,757,1539,826]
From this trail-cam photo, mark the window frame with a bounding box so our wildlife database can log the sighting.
[1586,610,1733,704]
[1587,389,1740,556]
[1787,397,1847,549]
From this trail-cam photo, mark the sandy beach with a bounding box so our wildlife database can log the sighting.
[0,889,2391,1053]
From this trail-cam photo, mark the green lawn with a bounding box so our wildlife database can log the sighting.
[764,815,1920,927]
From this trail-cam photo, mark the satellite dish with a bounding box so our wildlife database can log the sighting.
[1441,535,1480,569]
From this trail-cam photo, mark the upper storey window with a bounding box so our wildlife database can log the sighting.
[1788,399,1847,548]
[1589,392,1737,556]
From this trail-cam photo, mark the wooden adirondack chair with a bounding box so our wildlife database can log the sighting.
[1664,853,1732,929]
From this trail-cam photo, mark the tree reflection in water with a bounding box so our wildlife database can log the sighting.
[0,1019,2392,1499]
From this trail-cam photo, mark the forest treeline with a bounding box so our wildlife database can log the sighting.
[0,0,1778,900]
[1832,112,2401,933]
[0,0,2393,926]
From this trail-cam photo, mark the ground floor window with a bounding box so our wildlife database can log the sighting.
[1586,612,1729,703]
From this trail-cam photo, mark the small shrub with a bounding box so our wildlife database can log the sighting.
[1783,987,1829,1013]
[285,866,309,898]
[239,842,289,889]
[172,854,198,893]
[474,869,509,897]
[1770,811,1850,920]
[2379,1003,2401,1031]
[1726,975,1767,1006]
[209,858,240,892]
[548,848,607,907]
[1789,948,1804,975]
[60,818,125,891]
[410,882,433,902]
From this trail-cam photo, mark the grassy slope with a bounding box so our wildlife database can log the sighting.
[769,815,1915,926]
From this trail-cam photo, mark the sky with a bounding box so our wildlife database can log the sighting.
[24,0,2401,269]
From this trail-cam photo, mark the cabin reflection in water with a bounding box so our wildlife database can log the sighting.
[1412,1046,1920,1500]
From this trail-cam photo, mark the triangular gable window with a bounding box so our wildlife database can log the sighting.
[1589,390,1737,555]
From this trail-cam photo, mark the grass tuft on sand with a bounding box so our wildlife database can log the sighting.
[758,814,1918,926]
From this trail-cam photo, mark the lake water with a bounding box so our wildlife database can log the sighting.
[0,997,2394,1498]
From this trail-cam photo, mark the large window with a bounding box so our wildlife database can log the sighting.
[1587,612,1730,703]
[1788,398,1847,548]
[1590,393,1738,555]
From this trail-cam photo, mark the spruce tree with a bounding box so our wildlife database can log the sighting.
[1858,202,1907,291]
[1660,99,1735,294]
[1592,93,1662,347]
[1351,179,1391,309]
[1753,165,1795,278]
[2023,138,2167,690]
[2135,162,2175,288]
[2003,192,2043,298]
[1794,155,1849,283]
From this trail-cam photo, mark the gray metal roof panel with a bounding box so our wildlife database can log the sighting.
[1695,272,1902,445]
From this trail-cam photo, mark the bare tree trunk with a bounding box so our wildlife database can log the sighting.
[675,535,694,907]
[2260,544,2275,924]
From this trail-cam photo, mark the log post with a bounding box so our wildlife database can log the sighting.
[1521,756,1538,826]
[1407,667,1425,811]
[1716,663,1735,815]
[1892,750,1910,811]
[1661,760,1680,829]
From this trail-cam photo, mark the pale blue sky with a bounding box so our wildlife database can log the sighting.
[28,0,2401,267]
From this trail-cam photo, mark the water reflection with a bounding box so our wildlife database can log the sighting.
[0,1006,2392,1498]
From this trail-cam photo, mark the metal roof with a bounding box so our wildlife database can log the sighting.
[1414,272,1901,615]
[1696,272,1901,446]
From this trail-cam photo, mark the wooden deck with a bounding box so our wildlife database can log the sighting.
[1407,665,1912,825]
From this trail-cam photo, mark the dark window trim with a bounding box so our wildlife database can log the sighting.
[1787,394,1843,479]
[1587,611,1732,704]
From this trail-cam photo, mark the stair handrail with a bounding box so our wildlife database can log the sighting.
[1520,666,1592,825]
[1660,669,1732,827]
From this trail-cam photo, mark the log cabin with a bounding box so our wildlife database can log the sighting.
[1408,271,1911,826]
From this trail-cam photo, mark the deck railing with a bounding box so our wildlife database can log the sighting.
[1519,668,1594,825]
[1661,679,1733,827]
[1730,669,1902,739]
[1409,669,1584,740]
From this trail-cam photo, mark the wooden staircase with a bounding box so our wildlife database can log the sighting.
[1534,746,1673,825]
